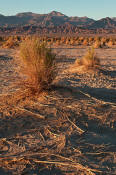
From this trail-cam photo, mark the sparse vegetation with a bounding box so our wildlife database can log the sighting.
[75,47,100,69]
[0,38,116,175]
[0,35,116,48]
[2,36,19,48]
[93,38,102,48]
[20,37,56,94]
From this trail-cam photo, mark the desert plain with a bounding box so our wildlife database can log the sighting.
[0,44,116,175]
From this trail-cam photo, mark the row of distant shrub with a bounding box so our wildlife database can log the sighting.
[0,35,116,48]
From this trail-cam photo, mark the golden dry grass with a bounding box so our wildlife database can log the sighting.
[70,47,100,74]
[19,37,57,94]
[1,35,116,48]
[77,47,100,68]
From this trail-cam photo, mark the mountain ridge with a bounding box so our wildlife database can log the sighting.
[0,11,116,35]
[0,11,95,27]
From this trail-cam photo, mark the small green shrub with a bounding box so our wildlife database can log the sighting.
[20,38,56,94]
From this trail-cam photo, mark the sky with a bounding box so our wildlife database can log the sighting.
[0,0,116,20]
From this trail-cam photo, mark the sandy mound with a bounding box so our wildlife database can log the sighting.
[68,64,100,74]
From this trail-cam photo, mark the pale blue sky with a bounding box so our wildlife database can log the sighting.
[0,0,116,19]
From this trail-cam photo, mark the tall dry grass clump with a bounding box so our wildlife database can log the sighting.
[75,47,100,69]
[20,38,56,94]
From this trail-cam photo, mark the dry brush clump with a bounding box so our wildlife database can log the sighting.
[1,35,21,48]
[93,39,102,48]
[19,38,57,94]
[106,39,114,47]
[69,47,101,74]
[75,47,100,70]
[1,35,116,48]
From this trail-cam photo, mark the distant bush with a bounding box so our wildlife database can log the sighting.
[107,39,114,47]
[2,36,19,48]
[93,40,102,48]
[20,38,56,94]
[83,38,89,46]
[75,47,100,69]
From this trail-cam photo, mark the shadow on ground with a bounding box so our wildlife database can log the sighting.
[100,69,116,78]
[79,85,116,103]
[0,55,13,61]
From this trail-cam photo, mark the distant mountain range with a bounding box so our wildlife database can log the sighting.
[0,11,116,35]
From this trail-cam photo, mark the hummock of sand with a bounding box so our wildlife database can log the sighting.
[68,64,100,74]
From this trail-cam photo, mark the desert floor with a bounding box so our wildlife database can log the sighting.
[0,46,116,175]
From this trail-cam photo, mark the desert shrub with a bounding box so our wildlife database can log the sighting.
[65,38,70,45]
[101,37,106,43]
[20,38,56,94]
[0,36,4,46]
[107,39,114,47]
[83,38,89,46]
[2,36,19,48]
[89,37,94,42]
[60,37,66,44]
[70,38,75,45]
[114,39,116,45]
[14,35,21,41]
[93,40,102,48]
[75,38,80,45]
[79,37,84,42]
[0,36,3,41]
[55,39,60,46]
[75,47,100,69]
[88,37,93,46]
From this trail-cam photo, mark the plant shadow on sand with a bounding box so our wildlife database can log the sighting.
[79,85,116,103]
[99,68,116,78]
[0,55,13,61]
[0,167,12,175]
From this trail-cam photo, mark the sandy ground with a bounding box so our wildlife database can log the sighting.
[0,46,116,175]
